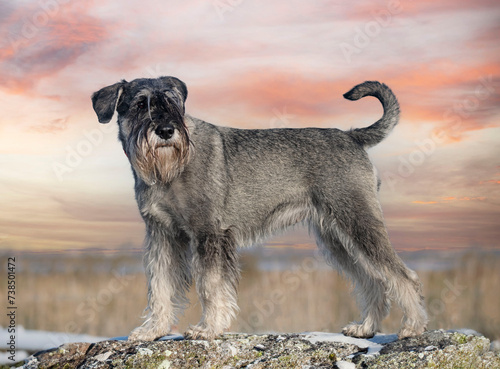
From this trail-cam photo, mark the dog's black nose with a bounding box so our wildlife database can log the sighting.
[155,124,175,140]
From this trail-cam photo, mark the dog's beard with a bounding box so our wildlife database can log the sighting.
[128,125,191,186]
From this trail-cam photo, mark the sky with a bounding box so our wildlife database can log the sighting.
[0,0,499,252]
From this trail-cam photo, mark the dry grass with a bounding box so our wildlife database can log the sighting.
[1,250,499,341]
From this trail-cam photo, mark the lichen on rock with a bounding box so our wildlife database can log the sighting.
[18,330,500,369]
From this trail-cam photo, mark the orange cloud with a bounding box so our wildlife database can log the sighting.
[388,62,500,92]
[190,59,500,139]
[480,171,500,185]
[0,2,109,96]
[380,62,500,144]
[191,70,352,126]
[412,196,487,205]
[29,116,70,134]
[457,197,487,201]
[346,0,499,20]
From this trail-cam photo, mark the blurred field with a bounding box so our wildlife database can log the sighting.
[1,248,499,341]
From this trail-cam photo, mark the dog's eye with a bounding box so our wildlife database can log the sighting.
[137,101,146,110]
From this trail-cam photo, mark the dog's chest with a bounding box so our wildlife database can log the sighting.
[138,185,192,227]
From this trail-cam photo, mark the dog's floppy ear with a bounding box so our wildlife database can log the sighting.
[91,80,126,123]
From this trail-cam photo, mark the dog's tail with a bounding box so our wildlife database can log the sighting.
[344,81,400,149]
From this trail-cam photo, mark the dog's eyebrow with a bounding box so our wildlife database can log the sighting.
[137,89,152,98]
[135,89,154,121]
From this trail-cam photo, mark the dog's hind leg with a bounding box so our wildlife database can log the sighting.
[185,230,240,340]
[129,224,192,341]
[313,219,391,338]
[313,195,428,339]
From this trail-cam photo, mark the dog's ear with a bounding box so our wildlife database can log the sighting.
[160,76,188,103]
[91,80,126,123]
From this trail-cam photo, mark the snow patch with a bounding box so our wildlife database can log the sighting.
[336,361,356,369]
[0,350,29,365]
[0,326,107,352]
[303,332,398,356]
[448,328,482,336]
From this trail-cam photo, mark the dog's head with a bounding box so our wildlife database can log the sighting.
[92,76,191,185]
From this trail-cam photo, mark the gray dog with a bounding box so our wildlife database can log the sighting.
[92,76,428,341]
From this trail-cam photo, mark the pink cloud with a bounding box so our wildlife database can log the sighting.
[0,2,109,96]
[346,0,499,19]
[189,70,351,127]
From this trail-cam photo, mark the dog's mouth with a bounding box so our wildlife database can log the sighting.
[155,143,174,149]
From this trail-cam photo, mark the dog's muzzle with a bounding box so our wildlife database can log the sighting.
[155,123,175,140]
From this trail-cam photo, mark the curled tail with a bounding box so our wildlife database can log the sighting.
[344,81,400,148]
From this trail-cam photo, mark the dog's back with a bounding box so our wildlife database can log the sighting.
[180,81,398,244]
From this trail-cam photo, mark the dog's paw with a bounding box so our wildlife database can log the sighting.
[128,325,167,341]
[398,325,426,339]
[342,322,376,339]
[184,325,220,340]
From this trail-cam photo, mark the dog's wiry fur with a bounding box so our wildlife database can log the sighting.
[92,76,428,341]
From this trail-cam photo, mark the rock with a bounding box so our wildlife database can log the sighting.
[18,330,500,369]
[492,340,500,353]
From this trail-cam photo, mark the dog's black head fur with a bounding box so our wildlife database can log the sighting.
[92,76,187,124]
[92,76,191,185]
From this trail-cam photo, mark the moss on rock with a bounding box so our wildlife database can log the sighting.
[18,330,500,369]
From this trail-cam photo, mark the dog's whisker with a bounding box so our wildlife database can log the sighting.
[147,94,153,122]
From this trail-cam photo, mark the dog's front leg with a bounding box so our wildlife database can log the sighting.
[129,226,192,341]
[185,231,240,340]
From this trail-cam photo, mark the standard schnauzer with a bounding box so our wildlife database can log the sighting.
[92,76,428,341]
